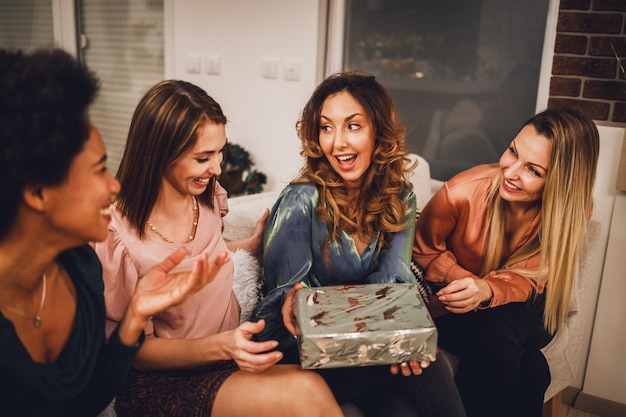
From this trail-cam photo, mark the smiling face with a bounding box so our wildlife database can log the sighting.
[498,124,553,207]
[319,91,375,195]
[43,126,120,244]
[164,121,226,197]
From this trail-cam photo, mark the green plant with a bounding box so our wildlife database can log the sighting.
[219,142,267,197]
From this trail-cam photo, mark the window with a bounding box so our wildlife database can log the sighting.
[0,0,164,176]
[337,0,549,180]
[0,0,54,52]
[78,0,164,174]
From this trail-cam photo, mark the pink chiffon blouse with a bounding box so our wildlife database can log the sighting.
[94,183,239,339]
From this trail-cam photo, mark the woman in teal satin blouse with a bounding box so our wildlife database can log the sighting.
[251,72,465,417]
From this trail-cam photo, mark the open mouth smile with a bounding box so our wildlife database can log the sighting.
[504,179,521,191]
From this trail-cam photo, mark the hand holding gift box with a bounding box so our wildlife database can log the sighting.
[293,283,437,369]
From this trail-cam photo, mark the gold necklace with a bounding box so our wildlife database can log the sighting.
[147,196,199,244]
[0,273,47,328]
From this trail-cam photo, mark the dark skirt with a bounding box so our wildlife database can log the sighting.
[114,361,238,417]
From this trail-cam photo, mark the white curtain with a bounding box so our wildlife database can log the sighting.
[79,0,164,174]
[0,0,164,175]
[0,0,54,51]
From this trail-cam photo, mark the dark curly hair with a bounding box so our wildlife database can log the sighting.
[0,48,99,238]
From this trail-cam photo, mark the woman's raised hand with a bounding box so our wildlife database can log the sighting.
[118,248,229,345]
[134,248,229,316]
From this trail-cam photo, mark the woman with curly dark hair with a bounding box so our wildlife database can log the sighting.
[252,71,465,417]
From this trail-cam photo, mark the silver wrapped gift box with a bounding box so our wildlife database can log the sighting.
[294,283,437,369]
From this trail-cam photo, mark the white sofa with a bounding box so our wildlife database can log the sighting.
[223,153,603,417]
[100,153,601,416]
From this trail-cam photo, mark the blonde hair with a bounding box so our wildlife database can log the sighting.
[482,108,599,334]
[294,72,413,264]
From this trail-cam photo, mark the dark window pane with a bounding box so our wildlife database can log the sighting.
[344,0,549,180]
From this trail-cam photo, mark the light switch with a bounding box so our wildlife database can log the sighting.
[205,55,221,75]
[186,54,201,74]
[261,57,279,79]
[283,59,301,81]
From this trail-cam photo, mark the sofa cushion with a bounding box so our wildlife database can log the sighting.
[230,248,262,322]
[407,153,433,210]
[222,190,280,243]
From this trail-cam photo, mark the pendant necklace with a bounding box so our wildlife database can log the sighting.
[147,196,199,243]
[0,273,47,328]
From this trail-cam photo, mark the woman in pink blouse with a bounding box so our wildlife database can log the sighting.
[93,80,343,417]
[413,108,599,417]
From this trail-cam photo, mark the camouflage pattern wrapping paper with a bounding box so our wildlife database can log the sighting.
[294,283,437,369]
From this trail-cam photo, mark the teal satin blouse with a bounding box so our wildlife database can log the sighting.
[251,182,416,346]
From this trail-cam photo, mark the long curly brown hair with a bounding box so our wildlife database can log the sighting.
[294,71,414,263]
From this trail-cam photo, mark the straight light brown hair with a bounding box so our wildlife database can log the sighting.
[115,80,227,238]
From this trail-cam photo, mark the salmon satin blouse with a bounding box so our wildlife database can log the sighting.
[413,164,545,307]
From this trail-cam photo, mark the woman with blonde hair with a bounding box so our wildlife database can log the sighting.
[413,107,600,417]
[94,79,344,417]
[252,71,466,417]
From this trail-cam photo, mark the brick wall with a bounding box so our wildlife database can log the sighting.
[548,0,626,125]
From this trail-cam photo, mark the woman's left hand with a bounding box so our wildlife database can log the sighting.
[390,360,430,376]
[436,277,493,313]
[225,208,269,256]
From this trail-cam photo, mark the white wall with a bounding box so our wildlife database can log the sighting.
[580,128,625,402]
[538,125,622,394]
[166,0,322,192]
[535,0,624,394]
[584,192,626,406]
